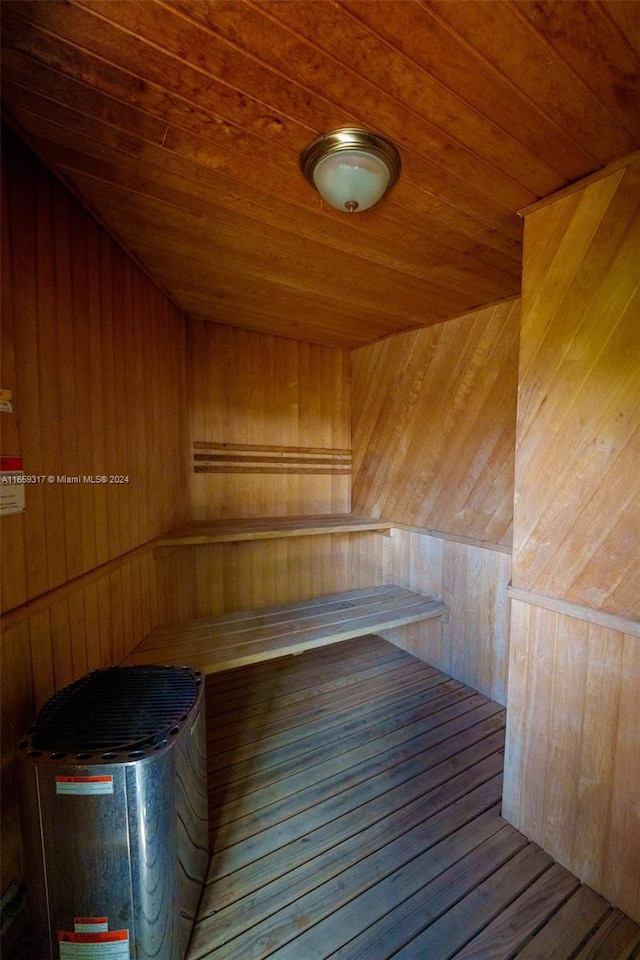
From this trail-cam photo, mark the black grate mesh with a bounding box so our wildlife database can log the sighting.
[30,666,200,753]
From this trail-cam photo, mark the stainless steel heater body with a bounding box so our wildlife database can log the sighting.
[17,665,208,960]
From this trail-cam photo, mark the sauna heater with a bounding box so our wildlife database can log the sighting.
[17,665,209,960]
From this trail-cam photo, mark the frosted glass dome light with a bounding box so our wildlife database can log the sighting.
[301,128,401,213]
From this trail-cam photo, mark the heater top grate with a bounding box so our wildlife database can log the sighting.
[29,665,202,754]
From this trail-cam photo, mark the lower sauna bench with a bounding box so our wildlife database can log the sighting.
[123,584,449,674]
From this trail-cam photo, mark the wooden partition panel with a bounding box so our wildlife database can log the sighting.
[503,601,639,923]
[367,529,511,705]
[351,299,520,547]
[188,320,350,519]
[504,156,640,922]
[512,159,640,617]
[0,130,188,895]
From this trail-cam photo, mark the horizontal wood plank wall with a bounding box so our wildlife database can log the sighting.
[350,299,520,547]
[188,320,350,519]
[363,530,511,706]
[156,532,389,621]
[0,130,188,894]
[504,157,640,923]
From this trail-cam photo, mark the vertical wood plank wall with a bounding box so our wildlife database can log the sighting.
[188,319,351,519]
[156,319,355,619]
[350,302,520,705]
[350,529,512,706]
[0,130,189,893]
[156,531,389,622]
[503,157,640,922]
[504,600,639,923]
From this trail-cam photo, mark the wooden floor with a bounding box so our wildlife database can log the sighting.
[187,636,640,960]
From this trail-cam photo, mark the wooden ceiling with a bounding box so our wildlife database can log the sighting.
[2,1,639,348]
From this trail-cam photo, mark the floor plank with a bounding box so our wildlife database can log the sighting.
[445,863,580,959]
[515,887,611,960]
[188,636,640,960]
[573,912,640,960]
[328,833,550,960]
[209,705,505,849]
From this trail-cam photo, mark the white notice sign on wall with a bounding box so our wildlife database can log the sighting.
[0,456,25,515]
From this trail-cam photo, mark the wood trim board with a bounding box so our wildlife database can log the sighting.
[507,584,640,639]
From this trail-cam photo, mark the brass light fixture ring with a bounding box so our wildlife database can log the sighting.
[301,128,401,190]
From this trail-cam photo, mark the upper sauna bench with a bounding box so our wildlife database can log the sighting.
[156,514,393,546]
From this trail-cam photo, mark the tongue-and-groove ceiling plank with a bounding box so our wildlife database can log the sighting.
[2,0,638,347]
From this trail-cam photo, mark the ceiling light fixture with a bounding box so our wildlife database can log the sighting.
[301,127,401,213]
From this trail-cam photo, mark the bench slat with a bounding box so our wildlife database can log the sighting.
[123,586,449,674]
[148,586,417,642]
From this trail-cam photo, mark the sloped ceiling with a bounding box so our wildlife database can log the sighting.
[2,0,639,347]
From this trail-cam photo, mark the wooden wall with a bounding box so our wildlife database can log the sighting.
[504,600,639,924]
[157,531,388,623]
[503,156,640,923]
[350,529,511,706]
[512,159,640,618]
[351,299,520,547]
[0,129,188,895]
[188,319,350,519]
[350,302,519,705]
[154,320,354,621]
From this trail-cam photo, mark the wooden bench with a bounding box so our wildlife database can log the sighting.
[155,514,393,546]
[123,585,449,674]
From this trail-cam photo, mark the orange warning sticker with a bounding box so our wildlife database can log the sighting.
[57,928,129,959]
[55,776,114,796]
[73,918,109,933]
